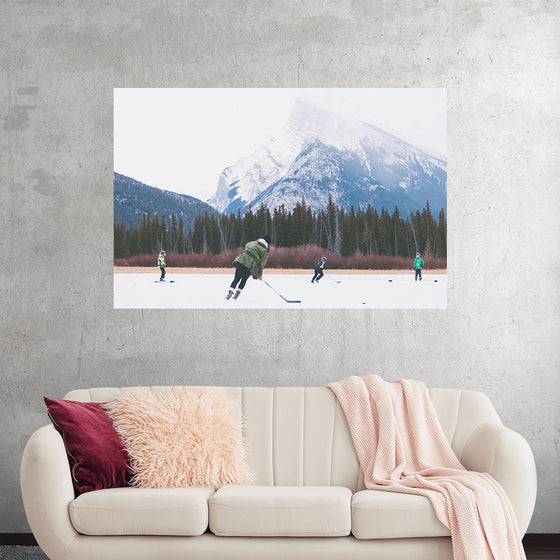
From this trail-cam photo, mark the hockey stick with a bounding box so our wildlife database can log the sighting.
[262,279,301,304]
[325,274,342,284]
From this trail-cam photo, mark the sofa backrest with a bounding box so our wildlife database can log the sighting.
[63,386,502,493]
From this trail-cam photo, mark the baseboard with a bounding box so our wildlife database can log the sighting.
[0,532,558,547]
[0,534,37,546]
[523,533,560,548]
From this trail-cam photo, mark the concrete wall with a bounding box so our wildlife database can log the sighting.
[1,0,558,533]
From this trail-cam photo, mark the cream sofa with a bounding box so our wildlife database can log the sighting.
[21,386,537,560]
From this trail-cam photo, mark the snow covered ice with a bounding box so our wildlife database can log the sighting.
[114,272,447,309]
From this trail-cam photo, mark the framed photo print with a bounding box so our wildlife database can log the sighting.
[114,88,447,309]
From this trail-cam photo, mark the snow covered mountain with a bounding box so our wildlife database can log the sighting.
[207,98,446,216]
[114,172,216,231]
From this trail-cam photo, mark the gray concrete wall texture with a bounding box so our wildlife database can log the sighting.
[1,0,558,534]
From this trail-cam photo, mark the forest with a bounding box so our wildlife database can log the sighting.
[114,197,446,269]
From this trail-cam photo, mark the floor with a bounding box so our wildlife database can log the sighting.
[525,546,560,559]
[0,543,558,560]
[0,548,46,560]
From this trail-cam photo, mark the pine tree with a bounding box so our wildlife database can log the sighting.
[421,201,437,259]
[304,206,314,245]
[273,205,288,247]
[170,212,178,252]
[315,209,328,249]
[341,205,358,256]
[238,211,245,247]
[192,214,203,253]
[114,220,128,259]
[436,207,447,259]
[326,195,341,255]
[140,209,149,254]
[209,213,221,254]
[255,203,271,240]
[177,218,186,253]
[243,206,255,245]
[377,207,392,255]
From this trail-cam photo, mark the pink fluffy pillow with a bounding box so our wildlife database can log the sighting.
[103,387,251,489]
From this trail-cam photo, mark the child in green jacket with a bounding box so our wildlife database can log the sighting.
[413,252,424,281]
[226,235,271,300]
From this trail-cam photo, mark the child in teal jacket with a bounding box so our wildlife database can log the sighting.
[413,252,424,281]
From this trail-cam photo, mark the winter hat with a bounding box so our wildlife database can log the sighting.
[321,256,327,261]
[258,238,269,249]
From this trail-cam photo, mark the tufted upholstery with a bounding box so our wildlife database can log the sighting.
[63,386,501,493]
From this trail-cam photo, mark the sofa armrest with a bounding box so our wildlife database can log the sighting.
[21,424,78,559]
[460,422,537,535]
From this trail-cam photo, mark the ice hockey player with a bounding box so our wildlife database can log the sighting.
[158,250,166,282]
[413,252,424,281]
[311,256,327,283]
[226,235,271,300]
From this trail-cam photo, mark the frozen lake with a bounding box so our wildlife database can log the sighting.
[114,272,447,309]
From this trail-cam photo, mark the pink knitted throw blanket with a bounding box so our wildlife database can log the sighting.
[327,375,525,560]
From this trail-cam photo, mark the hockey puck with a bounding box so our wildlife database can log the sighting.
[434,279,438,283]
[388,279,392,282]
[362,302,366,305]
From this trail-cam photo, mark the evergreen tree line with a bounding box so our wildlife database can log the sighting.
[114,197,446,260]
[114,208,188,259]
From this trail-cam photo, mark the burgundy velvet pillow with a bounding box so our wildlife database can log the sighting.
[44,397,131,495]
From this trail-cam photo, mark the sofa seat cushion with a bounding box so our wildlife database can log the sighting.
[351,490,451,539]
[69,487,214,536]
[209,485,352,537]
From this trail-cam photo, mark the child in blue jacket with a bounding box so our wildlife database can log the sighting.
[311,256,327,283]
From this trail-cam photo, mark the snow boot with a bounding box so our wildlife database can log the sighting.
[233,289,242,300]
[225,289,235,300]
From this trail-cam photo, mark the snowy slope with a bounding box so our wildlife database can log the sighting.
[207,98,447,215]
[114,172,216,230]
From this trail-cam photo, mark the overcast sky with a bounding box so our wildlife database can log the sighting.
[114,88,447,202]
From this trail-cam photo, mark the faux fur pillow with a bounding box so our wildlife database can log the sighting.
[103,387,251,489]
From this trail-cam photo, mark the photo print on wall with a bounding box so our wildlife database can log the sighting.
[114,88,447,309]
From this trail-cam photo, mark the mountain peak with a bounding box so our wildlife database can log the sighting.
[207,98,446,216]
[286,98,377,150]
